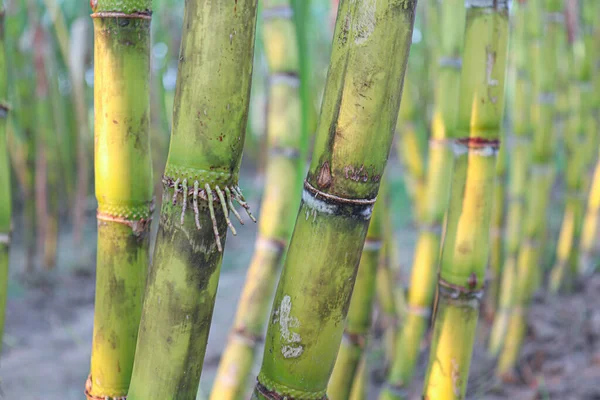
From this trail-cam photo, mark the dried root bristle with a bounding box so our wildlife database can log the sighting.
[166,175,256,252]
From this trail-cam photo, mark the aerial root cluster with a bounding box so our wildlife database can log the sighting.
[166,176,256,252]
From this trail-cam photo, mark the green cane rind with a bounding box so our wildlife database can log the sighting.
[253,1,417,397]
[93,17,153,217]
[89,10,153,398]
[328,198,384,399]
[210,1,308,397]
[127,196,227,399]
[306,0,418,201]
[165,2,258,185]
[92,0,152,14]
[127,1,259,398]
[89,221,150,396]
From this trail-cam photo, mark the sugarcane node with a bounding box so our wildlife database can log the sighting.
[455,137,500,150]
[304,180,377,206]
[255,380,328,400]
[232,326,263,345]
[407,305,431,318]
[342,330,367,349]
[270,71,301,86]
[84,374,127,400]
[438,278,484,303]
[256,235,287,253]
[90,11,152,20]
[96,207,154,236]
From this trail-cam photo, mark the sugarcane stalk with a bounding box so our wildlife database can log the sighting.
[85,1,154,398]
[549,0,595,293]
[484,136,506,321]
[578,1,600,276]
[496,0,564,375]
[328,192,386,399]
[70,17,92,246]
[127,2,259,398]
[210,1,309,398]
[579,148,600,274]
[348,356,368,400]
[396,73,427,221]
[0,0,11,356]
[422,1,509,398]
[488,0,532,355]
[251,1,418,399]
[380,1,466,398]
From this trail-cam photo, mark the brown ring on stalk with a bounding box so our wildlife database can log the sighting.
[255,381,328,400]
[96,201,154,235]
[342,331,367,349]
[303,180,377,206]
[438,278,484,300]
[231,327,264,346]
[84,375,127,400]
[455,137,500,150]
[90,11,152,19]
[406,305,431,317]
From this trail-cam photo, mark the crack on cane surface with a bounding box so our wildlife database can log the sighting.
[273,295,303,358]
[163,174,255,252]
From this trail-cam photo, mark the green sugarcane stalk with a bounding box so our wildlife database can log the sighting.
[549,4,596,292]
[497,0,564,375]
[488,0,533,355]
[0,0,11,356]
[578,1,600,276]
[85,0,154,398]
[380,1,466,398]
[127,2,259,399]
[396,70,427,221]
[348,356,368,400]
[422,1,509,398]
[210,1,310,398]
[328,191,386,399]
[251,1,418,399]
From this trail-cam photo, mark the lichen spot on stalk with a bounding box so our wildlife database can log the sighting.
[354,0,377,44]
[273,295,303,358]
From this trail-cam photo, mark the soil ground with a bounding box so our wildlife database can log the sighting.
[1,182,599,400]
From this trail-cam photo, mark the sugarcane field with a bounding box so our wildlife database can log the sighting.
[1,0,600,399]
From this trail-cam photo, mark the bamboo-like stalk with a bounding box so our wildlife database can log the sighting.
[70,17,92,245]
[348,356,368,400]
[422,1,509,398]
[0,0,11,356]
[32,23,52,271]
[85,1,154,398]
[485,140,506,321]
[550,0,597,292]
[127,2,259,398]
[488,0,532,355]
[396,73,427,220]
[497,0,563,375]
[328,193,385,399]
[578,1,600,276]
[251,1,417,399]
[209,1,309,398]
[380,1,466,398]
